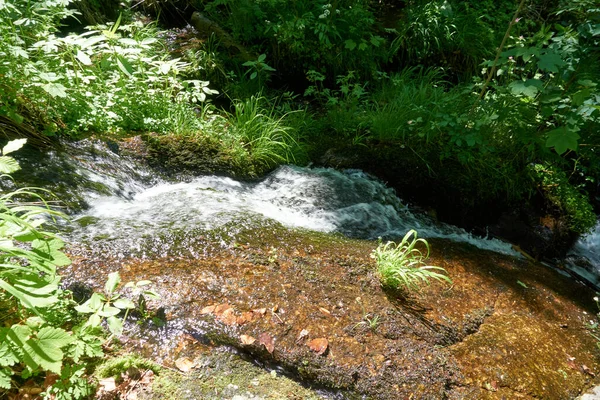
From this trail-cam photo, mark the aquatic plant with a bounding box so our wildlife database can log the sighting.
[372,230,451,291]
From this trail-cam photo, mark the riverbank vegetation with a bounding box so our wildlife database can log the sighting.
[2,0,599,237]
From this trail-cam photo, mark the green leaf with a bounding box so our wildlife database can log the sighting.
[0,276,59,309]
[107,316,123,337]
[537,51,566,73]
[2,139,27,155]
[0,367,11,389]
[509,79,542,98]
[41,83,67,98]
[0,330,19,367]
[116,56,134,76]
[19,327,72,374]
[98,305,120,317]
[76,50,92,66]
[344,39,357,50]
[105,272,120,295]
[113,298,135,309]
[0,156,21,174]
[572,89,591,107]
[545,126,580,155]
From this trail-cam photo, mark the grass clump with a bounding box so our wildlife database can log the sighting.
[372,230,451,291]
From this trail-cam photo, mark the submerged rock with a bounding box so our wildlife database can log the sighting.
[64,227,600,399]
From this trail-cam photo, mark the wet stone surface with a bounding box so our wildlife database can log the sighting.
[63,230,600,399]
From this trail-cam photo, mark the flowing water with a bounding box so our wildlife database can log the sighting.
[30,140,521,259]
[568,221,600,289]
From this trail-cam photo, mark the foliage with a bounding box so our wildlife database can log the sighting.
[202,0,384,81]
[0,0,218,138]
[0,139,160,399]
[226,95,304,174]
[391,0,500,80]
[371,230,451,291]
[532,163,596,234]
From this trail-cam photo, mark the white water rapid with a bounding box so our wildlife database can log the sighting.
[58,141,519,259]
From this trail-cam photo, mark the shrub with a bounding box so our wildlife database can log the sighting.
[372,230,451,291]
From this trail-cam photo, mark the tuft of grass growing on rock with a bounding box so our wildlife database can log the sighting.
[372,230,451,291]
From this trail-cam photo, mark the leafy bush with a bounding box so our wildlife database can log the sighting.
[0,0,218,138]
[0,139,158,399]
[372,230,451,291]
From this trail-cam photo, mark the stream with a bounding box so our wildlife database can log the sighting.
[10,139,600,399]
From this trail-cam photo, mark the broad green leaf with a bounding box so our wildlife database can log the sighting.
[136,280,152,287]
[75,292,104,313]
[41,83,67,98]
[98,305,120,317]
[0,156,21,174]
[537,51,566,73]
[113,298,135,309]
[141,38,157,45]
[38,72,61,82]
[76,50,92,66]
[20,327,72,374]
[509,79,542,98]
[0,276,58,309]
[119,38,138,46]
[545,126,580,155]
[80,36,105,49]
[344,39,357,50]
[572,89,591,107]
[105,272,120,295]
[2,139,27,156]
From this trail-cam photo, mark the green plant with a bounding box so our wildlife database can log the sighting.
[226,95,303,174]
[0,139,99,397]
[372,230,451,291]
[532,163,596,234]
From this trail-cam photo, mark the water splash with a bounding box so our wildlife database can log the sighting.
[61,143,518,258]
[567,221,600,288]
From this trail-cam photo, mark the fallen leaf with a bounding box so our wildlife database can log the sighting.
[319,307,331,315]
[218,307,238,325]
[99,377,117,391]
[259,332,275,354]
[253,308,267,315]
[272,305,279,313]
[307,338,329,355]
[214,303,232,316]
[582,364,596,377]
[240,334,256,345]
[200,305,216,314]
[237,311,254,325]
[567,360,578,370]
[296,329,310,343]
[175,357,195,372]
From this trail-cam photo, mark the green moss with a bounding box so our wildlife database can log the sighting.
[532,163,596,234]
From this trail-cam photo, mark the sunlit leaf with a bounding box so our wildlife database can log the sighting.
[2,139,27,155]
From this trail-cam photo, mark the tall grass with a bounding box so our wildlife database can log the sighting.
[227,95,304,174]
